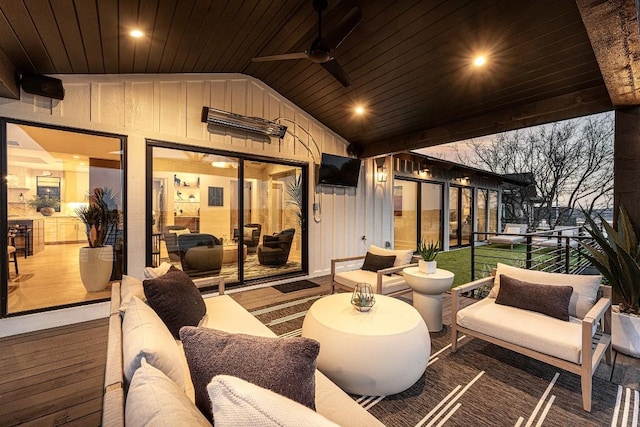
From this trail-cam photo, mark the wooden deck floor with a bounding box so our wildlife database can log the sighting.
[1,281,639,426]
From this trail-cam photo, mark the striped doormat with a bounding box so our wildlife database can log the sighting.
[250,296,633,427]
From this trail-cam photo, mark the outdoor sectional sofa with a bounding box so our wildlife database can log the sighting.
[450,263,612,412]
[102,270,383,426]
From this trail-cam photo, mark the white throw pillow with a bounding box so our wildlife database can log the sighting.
[504,226,519,234]
[144,262,173,279]
[119,275,145,312]
[122,296,185,389]
[126,358,211,427]
[207,375,339,427]
[488,263,601,319]
[369,244,413,267]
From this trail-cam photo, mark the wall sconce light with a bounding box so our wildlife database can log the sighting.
[376,165,388,182]
[375,158,388,183]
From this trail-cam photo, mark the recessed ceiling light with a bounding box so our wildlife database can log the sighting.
[354,106,365,115]
[472,55,487,67]
[73,155,80,159]
[130,29,144,38]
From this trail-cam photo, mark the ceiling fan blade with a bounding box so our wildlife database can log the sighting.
[323,7,362,50]
[321,58,353,87]
[252,52,308,62]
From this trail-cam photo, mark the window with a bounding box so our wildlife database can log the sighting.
[2,121,125,316]
[394,178,443,250]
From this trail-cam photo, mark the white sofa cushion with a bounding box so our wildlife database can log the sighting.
[126,358,211,427]
[334,269,408,294]
[369,244,413,267]
[122,296,185,389]
[488,263,601,319]
[119,275,145,312]
[208,375,338,427]
[144,262,173,279]
[457,298,583,363]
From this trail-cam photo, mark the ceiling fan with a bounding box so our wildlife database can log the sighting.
[252,0,362,87]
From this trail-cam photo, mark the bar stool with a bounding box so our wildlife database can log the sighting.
[9,226,30,258]
[7,232,19,276]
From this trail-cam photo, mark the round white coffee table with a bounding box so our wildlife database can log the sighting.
[301,293,430,396]
[222,244,247,264]
[402,267,454,332]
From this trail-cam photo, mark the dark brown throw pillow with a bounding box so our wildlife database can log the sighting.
[143,268,206,338]
[495,275,573,321]
[179,327,319,422]
[361,252,396,272]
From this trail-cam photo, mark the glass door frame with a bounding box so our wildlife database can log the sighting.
[449,185,474,248]
[393,176,444,250]
[0,118,128,318]
[145,139,308,287]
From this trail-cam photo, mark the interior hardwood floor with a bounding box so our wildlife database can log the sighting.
[7,243,111,314]
[1,281,639,427]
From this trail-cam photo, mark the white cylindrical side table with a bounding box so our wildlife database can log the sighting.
[402,267,455,332]
[302,293,430,396]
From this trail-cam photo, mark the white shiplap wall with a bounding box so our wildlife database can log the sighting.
[0,73,390,285]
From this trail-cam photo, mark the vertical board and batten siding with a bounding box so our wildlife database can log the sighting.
[0,73,385,284]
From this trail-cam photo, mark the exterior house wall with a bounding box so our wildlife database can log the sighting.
[0,73,390,334]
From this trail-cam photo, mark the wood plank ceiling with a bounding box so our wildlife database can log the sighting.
[0,0,629,157]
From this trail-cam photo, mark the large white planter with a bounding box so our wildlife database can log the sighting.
[612,307,640,358]
[79,246,113,292]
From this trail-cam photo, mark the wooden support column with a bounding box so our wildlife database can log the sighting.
[614,107,640,231]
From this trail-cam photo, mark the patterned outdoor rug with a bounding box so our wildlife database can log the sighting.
[250,296,637,427]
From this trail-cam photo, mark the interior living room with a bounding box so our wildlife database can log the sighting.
[2,1,640,426]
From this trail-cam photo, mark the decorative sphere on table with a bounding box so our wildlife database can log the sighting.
[351,283,376,312]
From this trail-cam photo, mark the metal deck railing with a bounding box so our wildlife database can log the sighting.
[471,227,597,280]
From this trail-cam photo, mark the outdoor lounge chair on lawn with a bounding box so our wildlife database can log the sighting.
[487,223,527,249]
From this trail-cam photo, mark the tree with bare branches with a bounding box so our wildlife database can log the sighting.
[451,114,614,227]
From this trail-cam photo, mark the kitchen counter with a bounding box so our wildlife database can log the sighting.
[8,218,45,255]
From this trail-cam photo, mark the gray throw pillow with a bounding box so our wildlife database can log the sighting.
[143,267,206,338]
[361,252,396,272]
[495,275,573,321]
[179,327,319,422]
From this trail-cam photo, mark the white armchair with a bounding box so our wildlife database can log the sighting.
[331,245,414,296]
[451,264,612,412]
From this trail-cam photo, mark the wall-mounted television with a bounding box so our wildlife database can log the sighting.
[318,153,362,187]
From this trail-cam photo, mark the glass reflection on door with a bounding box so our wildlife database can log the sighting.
[243,161,303,281]
[448,187,459,247]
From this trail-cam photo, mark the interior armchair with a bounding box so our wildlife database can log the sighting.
[233,224,262,252]
[257,228,295,266]
[177,233,223,277]
[163,225,190,262]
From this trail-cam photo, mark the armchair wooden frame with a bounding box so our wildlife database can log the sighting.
[450,276,612,412]
[330,255,412,297]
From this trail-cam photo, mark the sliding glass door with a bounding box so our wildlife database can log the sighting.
[148,142,305,288]
[449,186,473,248]
[2,120,125,316]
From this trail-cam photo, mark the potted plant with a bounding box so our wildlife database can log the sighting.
[75,188,120,292]
[27,194,60,216]
[580,204,640,357]
[417,240,439,274]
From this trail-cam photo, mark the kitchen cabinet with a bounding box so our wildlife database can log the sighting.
[44,217,85,243]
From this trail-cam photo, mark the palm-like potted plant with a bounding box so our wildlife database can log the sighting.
[75,188,120,292]
[417,240,439,274]
[28,194,60,216]
[580,204,640,357]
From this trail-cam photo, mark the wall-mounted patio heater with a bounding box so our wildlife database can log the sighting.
[201,106,287,139]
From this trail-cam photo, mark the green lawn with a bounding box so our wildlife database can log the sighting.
[436,243,590,288]
[435,247,472,287]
